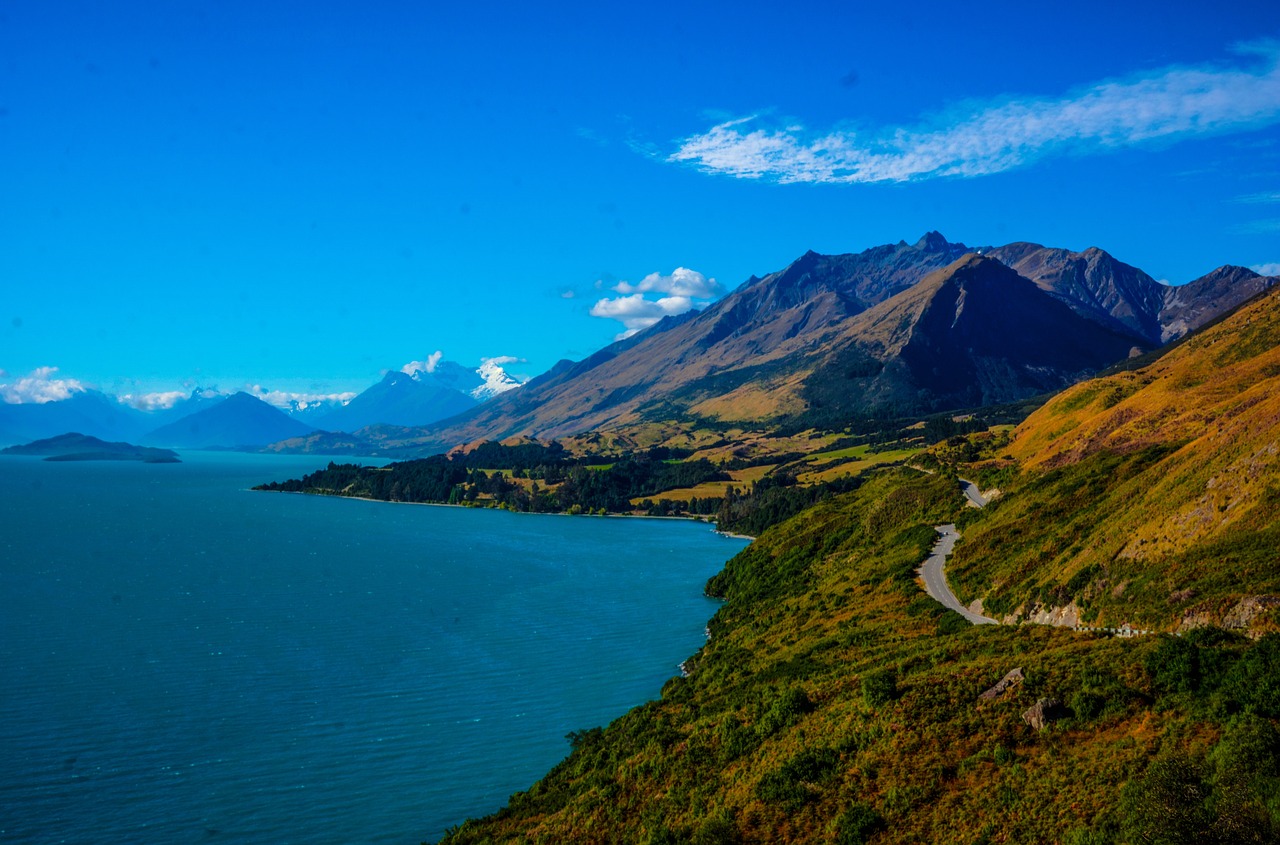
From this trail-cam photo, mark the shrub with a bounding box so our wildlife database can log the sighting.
[862,668,898,707]
[836,802,885,845]
[757,686,814,737]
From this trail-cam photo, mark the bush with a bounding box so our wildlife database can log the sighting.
[836,802,885,845]
[1146,636,1203,694]
[1222,634,1280,717]
[756,747,840,810]
[757,686,814,737]
[1070,690,1107,721]
[937,609,970,635]
[862,668,898,707]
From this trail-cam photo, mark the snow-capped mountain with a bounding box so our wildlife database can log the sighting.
[472,358,525,400]
[403,357,526,401]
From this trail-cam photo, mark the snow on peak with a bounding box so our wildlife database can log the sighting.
[400,354,526,401]
[472,357,526,401]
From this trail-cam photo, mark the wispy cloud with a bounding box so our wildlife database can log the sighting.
[0,366,86,404]
[1236,191,1280,203]
[247,385,356,411]
[1234,218,1280,234]
[589,268,722,339]
[1252,262,1280,276]
[119,390,188,411]
[669,41,1280,184]
[401,352,444,376]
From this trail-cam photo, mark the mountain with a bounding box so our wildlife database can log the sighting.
[1,432,180,463]
[982,241,1166,343]
[794,254,1145,420]
[420,359,525,400]
[141,392,317,448]
[396,234,978,446]
[472,359,525,400]
[438,282,1280,845]
[948,282,1280,630]
[0,390,147,446]
[315,370,478,432]
[386,234,1275,453]
[1160,264,1278,342]
[135,388,227,428]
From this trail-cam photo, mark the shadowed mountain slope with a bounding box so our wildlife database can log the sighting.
[0,390,147,446]
[795,254,1146,420]
[983,242,1167,343]
[316,370,478,432]
[142,392,316,448]
[270,234,1275,455]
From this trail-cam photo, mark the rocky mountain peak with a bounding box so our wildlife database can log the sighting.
[915,230,952,252]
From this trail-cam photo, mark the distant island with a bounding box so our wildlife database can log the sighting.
[1,432,181,463]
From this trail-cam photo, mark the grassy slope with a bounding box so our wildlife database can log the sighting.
[435,469,1278,844]
[947,287,1280,632]
[431,291,1280,844]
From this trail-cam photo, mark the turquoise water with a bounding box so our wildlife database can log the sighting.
[0,452,747,843]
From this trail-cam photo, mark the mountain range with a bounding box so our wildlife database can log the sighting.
[357,233,1275,453]
[0,358,526,449]
[436,245,1280,845]
[5,233,1273,453]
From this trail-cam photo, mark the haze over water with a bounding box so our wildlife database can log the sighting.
[0,452,747,843]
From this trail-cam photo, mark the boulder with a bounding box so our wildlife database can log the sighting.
[978,667,1025,701]
[1022,698,1065,730]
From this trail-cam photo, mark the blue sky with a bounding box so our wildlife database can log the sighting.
[3,0,1279,408]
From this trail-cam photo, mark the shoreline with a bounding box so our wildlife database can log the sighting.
[254,488,757,540]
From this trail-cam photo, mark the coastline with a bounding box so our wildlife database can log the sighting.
[254,488,757,540]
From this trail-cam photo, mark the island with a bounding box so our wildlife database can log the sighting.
[1,432,181,463]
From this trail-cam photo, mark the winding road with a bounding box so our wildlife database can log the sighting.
[915,478,1000,625]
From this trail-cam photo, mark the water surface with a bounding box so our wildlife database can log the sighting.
[0,452,747,843]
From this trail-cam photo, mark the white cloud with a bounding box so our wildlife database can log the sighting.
[119,391,187,411]
[0,366,86,404]
[614,267,723,298]
[401,351,444,376]
[1252,262,1280,276]
[669,42,1280,184]
[589,266,722,338]
[247,385,356,411]
[590,293,696,339]
[1237,191,1280,203]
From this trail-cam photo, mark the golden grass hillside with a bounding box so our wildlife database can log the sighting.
[947,287,1280,631]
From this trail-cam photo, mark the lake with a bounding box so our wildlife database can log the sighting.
[0,452,748,843]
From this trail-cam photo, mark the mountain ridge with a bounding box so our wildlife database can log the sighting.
[142,392,317,448]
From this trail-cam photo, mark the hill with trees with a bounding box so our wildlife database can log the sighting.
[428,283,1280,844]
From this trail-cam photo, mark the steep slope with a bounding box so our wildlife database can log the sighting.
[142,392,316,448]
[306,234,1270,455]
[792,254,1145,420]
[1159,264,1278,342]
[984,242,1166,343]
[316,370,477,431]
[439,466,1280,843]
[948,284,1280,630]
[405,235,1022,447]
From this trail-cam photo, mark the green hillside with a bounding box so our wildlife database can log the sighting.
[432,288,1280,844]
[947,286,1280,633]
[437,468,1280,843]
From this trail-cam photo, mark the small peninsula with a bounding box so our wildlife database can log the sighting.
[1,432,181,463]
